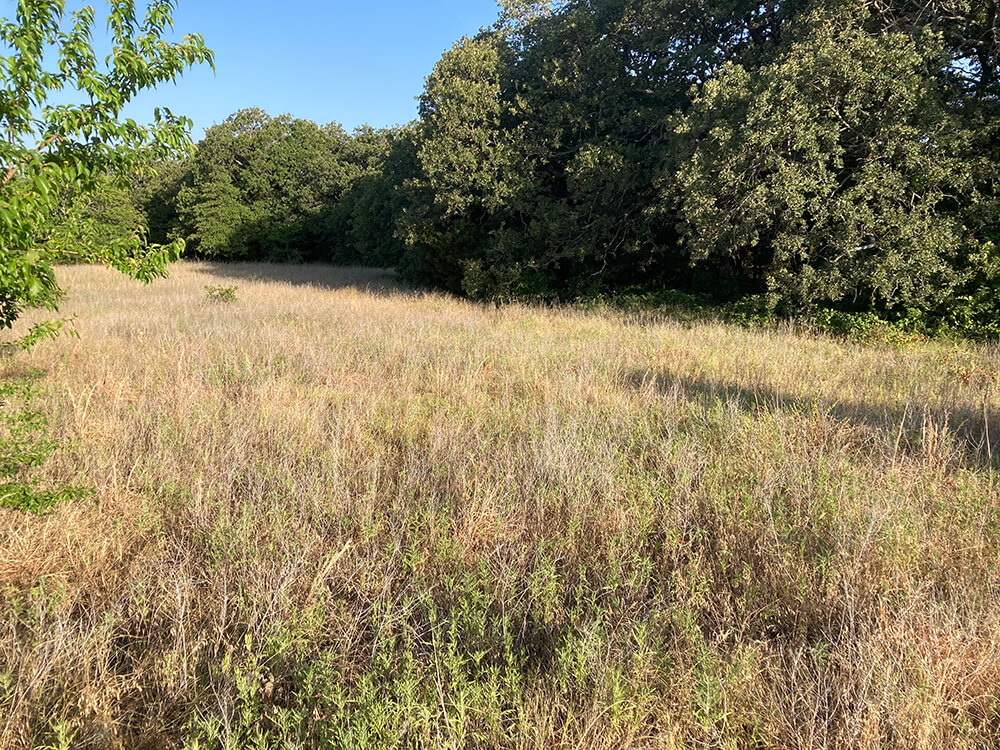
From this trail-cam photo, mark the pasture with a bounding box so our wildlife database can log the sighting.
[2,263,999,748]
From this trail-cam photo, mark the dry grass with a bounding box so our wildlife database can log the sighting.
[1,261,999,749]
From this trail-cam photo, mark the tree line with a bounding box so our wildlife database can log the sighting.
[85,0,998,335]
[89,110,418,269]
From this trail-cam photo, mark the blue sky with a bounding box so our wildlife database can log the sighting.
[111,0,502,138]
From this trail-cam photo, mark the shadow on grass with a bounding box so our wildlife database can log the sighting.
[193,262,411,298]
[626,369,1000,472]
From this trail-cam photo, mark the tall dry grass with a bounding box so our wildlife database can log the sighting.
[1,262,999,749]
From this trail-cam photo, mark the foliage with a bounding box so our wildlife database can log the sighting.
[0,0,213,340]
[401,1,695,299]
[399,33,524,295]
[398,1,799,300]
[172,110,416,265]
[810,309,929,348]
[52,172,148,254]
[676,2,994,313]
[0,371,87,513]
[323,125,419,267]
[132,158,191,245]
[118,0,1000,338]
[204,284,237,303]
[389,0,1000,333]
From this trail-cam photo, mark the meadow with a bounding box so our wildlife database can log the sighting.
[1,262,999,749]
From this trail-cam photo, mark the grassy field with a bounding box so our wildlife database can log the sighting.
[1,262,999,749]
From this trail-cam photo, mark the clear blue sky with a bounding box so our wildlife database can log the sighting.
[115,0,502,138]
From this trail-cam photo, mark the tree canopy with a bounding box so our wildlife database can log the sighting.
[160,110,415,266]
[119,0,999,336]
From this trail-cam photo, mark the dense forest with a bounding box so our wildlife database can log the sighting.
[85,0,999,335]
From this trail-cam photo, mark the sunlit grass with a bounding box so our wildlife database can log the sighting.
[1,262,998,748]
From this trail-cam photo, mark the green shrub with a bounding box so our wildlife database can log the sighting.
[810,310,927,348]
[204,285,238,304]
[0,372,87,513]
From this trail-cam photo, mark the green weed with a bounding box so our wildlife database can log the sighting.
[0,372,87,513]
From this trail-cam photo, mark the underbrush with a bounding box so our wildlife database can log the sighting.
[0,367,87,514]
[585,286,999,348]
